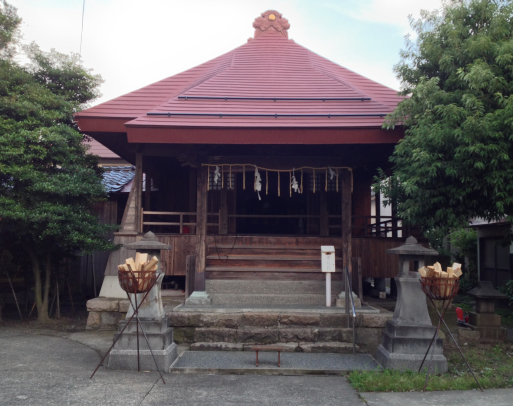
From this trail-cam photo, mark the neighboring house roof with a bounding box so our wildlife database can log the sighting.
[102,166,135,193]
[85,138,120,158]
[74,10,404,145]
[470,218,511,228]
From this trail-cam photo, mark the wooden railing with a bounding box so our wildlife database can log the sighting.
[141,210,404,238]
[352,215,403,238]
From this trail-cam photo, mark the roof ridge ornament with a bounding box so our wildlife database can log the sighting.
[252,10,290,39]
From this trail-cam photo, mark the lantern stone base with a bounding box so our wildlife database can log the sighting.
[185,291,212,306]
[107,316,178,372]
[335,291,362,308]
[375,320,447,373]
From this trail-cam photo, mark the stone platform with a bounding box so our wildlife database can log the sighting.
[168,304,392,354]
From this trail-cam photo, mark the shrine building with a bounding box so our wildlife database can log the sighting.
[76,10,415,321]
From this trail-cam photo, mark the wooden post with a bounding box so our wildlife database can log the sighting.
[119,151,143,233]
[195,165,208,291]
[351,257,364,304]
[341,169,352,274]
[319,187,329,236]
[135,152,143,233]
[189,167,197,234]
[185,255,196,299]
[219,187,228,235]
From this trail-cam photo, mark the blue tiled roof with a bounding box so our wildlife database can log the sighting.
[102,165,135,193]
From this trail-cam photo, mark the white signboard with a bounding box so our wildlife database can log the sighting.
[321,245,336,273]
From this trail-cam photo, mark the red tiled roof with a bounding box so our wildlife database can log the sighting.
[75,11,403,143]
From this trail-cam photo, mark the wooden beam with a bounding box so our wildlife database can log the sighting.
[341,169,352,272]
[195,165,208,288]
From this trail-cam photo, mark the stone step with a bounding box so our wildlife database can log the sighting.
[209,293,339,306]
[190,341,359,353]
[206,279,344,295]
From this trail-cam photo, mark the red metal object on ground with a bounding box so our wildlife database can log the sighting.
[251,346,286,367]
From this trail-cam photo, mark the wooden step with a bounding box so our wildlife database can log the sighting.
[206,258,340,269]
[208,245,341,257]
[206,270,344,281]
[206,266,342,273]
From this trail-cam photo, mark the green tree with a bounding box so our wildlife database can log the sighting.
[0,3,115,322]
[377,0,513,237]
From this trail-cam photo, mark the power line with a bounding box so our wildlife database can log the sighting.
[80,0,85,55]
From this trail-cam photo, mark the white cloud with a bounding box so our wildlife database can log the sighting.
[12,0,438,104]
[326,0,444,29]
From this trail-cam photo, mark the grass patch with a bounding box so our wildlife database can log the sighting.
[496,308,513,326]
[349,343,513,392]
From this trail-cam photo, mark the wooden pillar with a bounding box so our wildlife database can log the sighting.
[119,151,143,234]
[319,187,329,236]
[188,167,197,234]
[195,165,208,290]
[341,169,352,274]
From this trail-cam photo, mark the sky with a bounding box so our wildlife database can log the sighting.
[12,0,444,107]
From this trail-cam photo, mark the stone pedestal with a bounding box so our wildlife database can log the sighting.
[375,274,448,373]
[467,281,507,343]
[108,316,177,372]
[336,291,362,308]
[185,291,212,306]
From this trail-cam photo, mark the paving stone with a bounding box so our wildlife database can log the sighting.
[241,313,280,327]
[194,328,237,343]
[191,342,244,351]
[173,327,195,344]
[237,328,279,344]
[301,342,358,353]
[86,297,119,312]
[168,312,202,327]
[100,312,123,329]
[280,313,320,326]
[319,313,348,327]
[200,313,242,329]
[243,342,300,352]
[317,328,353,342]
[356,327,382,348]
[279,328,315,342]
[360,313,392,328]
[118,299,130,313]
[86,311,100,330]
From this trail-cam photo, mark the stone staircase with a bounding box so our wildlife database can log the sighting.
[168,309,392,354]
[205,244,344,306]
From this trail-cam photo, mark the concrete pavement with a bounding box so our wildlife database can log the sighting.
[1,326,513,405]
[0,327,364,405]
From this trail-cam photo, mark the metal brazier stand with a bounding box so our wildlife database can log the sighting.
[91,269,165,384]
[419,276,482,391]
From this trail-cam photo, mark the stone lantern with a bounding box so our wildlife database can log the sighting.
[375,236,448,373]
[467,281,507,342]
[122,231,172,319]
[108,231,177,372]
